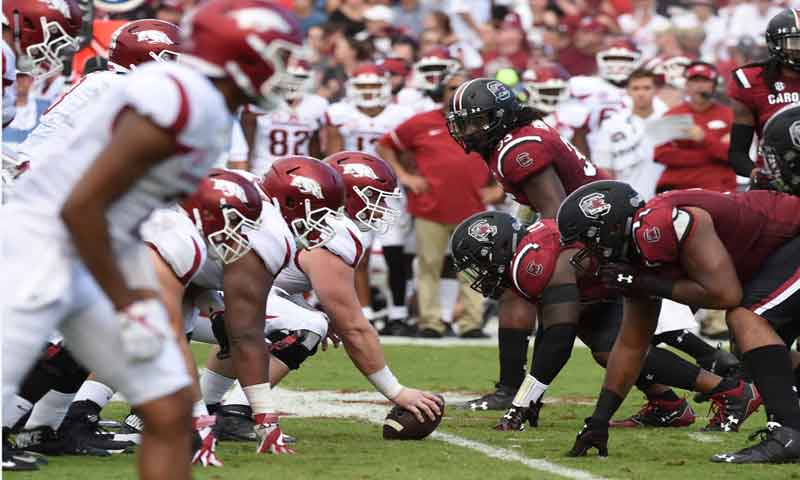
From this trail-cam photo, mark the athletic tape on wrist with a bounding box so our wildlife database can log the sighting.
[367,366,404,400]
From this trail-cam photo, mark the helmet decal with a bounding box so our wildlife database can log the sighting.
[290,175,324,200]
[486,80,512,102]
[342,163,379,180]
[579,193,612,219]
[211,178,249,203]
[135,30,175,44]
[468,219,498,242]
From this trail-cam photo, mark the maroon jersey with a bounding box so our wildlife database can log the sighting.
[488,119,608,207]
[509,219,611,303]
[632,189,800,283]
[728,64,800,138]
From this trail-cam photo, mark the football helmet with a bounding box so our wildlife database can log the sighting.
[276,56,313,101]
[346,63,391,109]
[178,0,303,112]
[412,46,460,91]
[324,151,402,233]
[766,8,800,72]
[522,63,570,114]
[556,180,644,272]
[596,39,641,85]
[447,77,521,154]
[450,211,526,299]
[645,55,691,89]
[762,103,800,195]
[261,156,346,249]
[181,169,264,264]
[108,19,181,73]
[2,0,82,79]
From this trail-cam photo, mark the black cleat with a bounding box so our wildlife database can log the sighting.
[494,401,543,431]
[61,400,137,452]
[214,404,257,442]
[379,320,416,337]
[711,423,800,464]
[116,413,144,445]
[610,397,695,428]
[2,428,39,471]
[702,381,762,432]
[694,347,744,403]
[462,383,515,411]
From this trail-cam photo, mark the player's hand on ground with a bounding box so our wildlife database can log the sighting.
[321,330,341,351]
[567,417,609,457]
[254,414,295,455]
[392,388,443,423]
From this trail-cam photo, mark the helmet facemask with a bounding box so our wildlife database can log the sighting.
[352,185,402,233]
[347,78,391,108]
[597,52,641,85]
[524,80,568,113]
[17,15,79,79]
[447,109,502,154]
[205,206,262,265]
[288,199,343,249]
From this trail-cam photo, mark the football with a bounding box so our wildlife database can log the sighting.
[382,395,445,440]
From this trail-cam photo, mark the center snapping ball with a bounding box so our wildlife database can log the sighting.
[382,395,445,440]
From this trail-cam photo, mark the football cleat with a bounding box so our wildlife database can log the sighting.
[116,412,144,445]
[694,347,744,403]
[494,401,543,431]
[379,320,416,337]
[2,428,39,471]
[214,404,257,442]
[711,422,800,464]
[462,383,515,411]
[702,381,762,432]
[60,401,137,451]
[610,397,695,428]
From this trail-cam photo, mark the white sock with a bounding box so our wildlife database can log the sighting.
[192,400,209,418]
[25,390,75,430]
[3,396,33,428]
[200,370,235,405]
[388,305,408,321]
[440,278,459,324]
[223,381,251,406]
[241,382,271,415]
[511,374,549,408]
[73,380,114,409]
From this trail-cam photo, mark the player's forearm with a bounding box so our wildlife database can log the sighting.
[670,278,741,309]
[340,322,386,376]
[596,328,649,421]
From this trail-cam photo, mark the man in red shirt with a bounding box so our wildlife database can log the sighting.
[654,62,736,192]
[377,70,496,338]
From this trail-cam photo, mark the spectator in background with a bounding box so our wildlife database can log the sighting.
[294,0,327,36]
[676,26,705,61]
[539,11,570,60]
[423,10,483,71]
[329,0,367,37]
[320,36,374,102]
[558,16,606,76]
[154,0,185,24]
[717,36,767,81]
[391,36,418,64]
[654,62,735,193]
[728,0,781,44]
[394,0,428,37]
[445,0,491,51]
[481,13,531,78]
[357,5,397,57]
[377,70,493,339]
[618,0,672,58]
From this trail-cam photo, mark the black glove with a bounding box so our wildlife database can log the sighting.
[209,311,230,360]
[567,417,609,457]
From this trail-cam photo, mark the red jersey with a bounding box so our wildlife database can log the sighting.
[728,64,800,138]
[488,120,608,207]
[509,219,611,303]
[632,189,800,283]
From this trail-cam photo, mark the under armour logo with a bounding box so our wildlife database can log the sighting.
[470,401,489,411]
[715,454,736,463]
[617,274,634,284]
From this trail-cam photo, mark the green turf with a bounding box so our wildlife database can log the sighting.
[7,343,797,479]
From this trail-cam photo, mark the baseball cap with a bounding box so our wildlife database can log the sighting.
[684,62,718,81]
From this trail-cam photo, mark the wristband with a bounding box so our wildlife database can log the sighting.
[592,387,623,423]
[637,274,675,299]
[367,366,404,400]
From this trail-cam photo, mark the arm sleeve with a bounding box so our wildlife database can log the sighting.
[728,123,756,176]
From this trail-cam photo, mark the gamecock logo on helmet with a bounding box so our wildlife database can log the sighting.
[790,120,800,149]
[468,219,497,242]
[342,163,379,179]
[579,193,611,219]
[486,80,512,102]
[41,0,72,18]
[211,179,248,203]
[229,8,292,34]
[290,175,324,200]
[135,30,175,45]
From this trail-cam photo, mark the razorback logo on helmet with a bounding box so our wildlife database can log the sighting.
[211,178,249,203]
[135,30,175,44]
[579,192,611,219]
[516,152,532,168]
[229,8,292,34]
[41,0,73,18]
[486,80,512,102]
[643,226,661,243]
[790,120,800,148]
[526,261,543,276]
[290,175,324,199]
[468,219,497,242]
[342,163,379,180]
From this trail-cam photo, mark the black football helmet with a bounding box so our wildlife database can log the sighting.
[556,180,645,272]
[450,211,526,299]
[762,103,800,195]
[446,78,521,155]
[766,8,800,71]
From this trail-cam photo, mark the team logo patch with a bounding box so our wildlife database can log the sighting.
[776,81,786,92]
[229,8,292,33]
[526,261,543,277]
[211,179,249,203]
[515,152,533,168]
[486,80,512,102]
[468,219,497,242]
[578,192,611,219]
[643,226,661,243]
[135,30,175,45]
[790,120,800,149]
[342,163,378,179]
[290,175,324,200]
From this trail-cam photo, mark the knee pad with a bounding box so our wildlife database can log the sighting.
[267,329,322,370]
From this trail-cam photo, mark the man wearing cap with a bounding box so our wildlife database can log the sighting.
[653,61,736,192]
[357,5,399,57]
[557,16,607,77]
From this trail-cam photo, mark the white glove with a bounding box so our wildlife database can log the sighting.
[118,298,172,362]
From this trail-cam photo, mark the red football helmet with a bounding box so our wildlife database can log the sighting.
[108,19,181,73]
[181,169,264,264]
[323,151,401,233]
[522,63,570,114]
[596,38,641,85]
[276,56,313,101]
[412,46,460,91]
[261,156,346,249]
[346,63,391,108]
[2,0,82,79]
[178,0,303,112]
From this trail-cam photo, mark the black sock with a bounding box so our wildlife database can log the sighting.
[530,324,577,385]
[709,376,739,395]
[743,345,800,430]
[382,246,412,311]
[646,389,680,402]
[641,347,701,391]
[653,329,716,360]
[20,345,89,402]
[592,388,623,423]
[498,328,530,389]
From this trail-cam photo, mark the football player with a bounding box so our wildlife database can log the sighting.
[0,1,303,477]
[729,8,800,182]
[520,62,572,138]
[451,212,757,433]
[557,181,800,463]
[762,103,800,196]
[396,46,460,111]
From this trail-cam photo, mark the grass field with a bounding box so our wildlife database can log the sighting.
[7,341,798,480]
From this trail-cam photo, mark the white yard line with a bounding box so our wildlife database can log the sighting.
[687,432,723,444]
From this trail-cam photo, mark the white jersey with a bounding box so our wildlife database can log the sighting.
[245,94,328,175]
[6,61,232,251]
[395,87,438,112]
[3,40,17,128]
[560,76,630,157]
[18,71,121,164]
[275,215,371,295]
[326,101,414,155]
[140,207,208,285]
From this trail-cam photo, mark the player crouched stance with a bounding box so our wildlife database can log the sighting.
[451,212,758,434]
